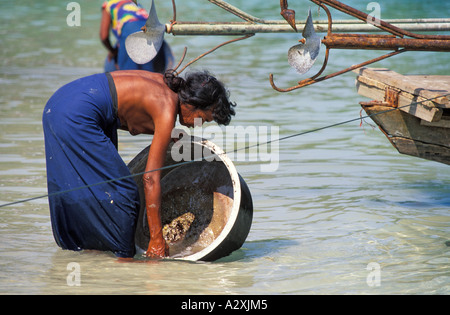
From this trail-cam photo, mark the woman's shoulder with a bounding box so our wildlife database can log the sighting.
[112,70,177,111]
[111,70,164,85]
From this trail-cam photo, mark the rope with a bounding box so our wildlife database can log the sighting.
[0,93,448,208]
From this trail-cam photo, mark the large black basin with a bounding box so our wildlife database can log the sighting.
[127,137,253,261]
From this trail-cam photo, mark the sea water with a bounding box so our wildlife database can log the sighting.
[0,0,449,294]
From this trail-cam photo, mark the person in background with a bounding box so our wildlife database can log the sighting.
[100,0,172,72]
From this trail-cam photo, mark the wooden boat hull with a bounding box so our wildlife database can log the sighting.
[361,103,450,165]
[356,67,450,165]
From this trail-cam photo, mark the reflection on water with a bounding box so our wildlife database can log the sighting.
[1,0,449,294]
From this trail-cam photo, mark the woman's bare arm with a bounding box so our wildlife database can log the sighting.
[143,113,175,258]
[99,8,117,61]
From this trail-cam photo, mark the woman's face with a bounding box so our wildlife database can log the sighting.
[179,103,214,128]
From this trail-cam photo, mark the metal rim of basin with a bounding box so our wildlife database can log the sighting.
[175,138,242,261]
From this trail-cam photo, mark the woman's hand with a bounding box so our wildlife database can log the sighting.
[107,47,118,62]
[143,175,169,259]
[145,235,169,258]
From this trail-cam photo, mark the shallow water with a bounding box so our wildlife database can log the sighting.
[0,0,449,295]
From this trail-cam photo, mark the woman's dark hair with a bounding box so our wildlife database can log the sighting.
[164,70,236,125]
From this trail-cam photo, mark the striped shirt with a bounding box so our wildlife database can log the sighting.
[102,0,148,37]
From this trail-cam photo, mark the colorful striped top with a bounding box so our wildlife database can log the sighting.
[102,0,148,38]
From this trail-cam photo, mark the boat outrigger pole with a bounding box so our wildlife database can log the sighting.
[270,0,450,92]
[125,0,450,91]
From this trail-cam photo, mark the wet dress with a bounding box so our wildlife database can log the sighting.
[42,73,140,258]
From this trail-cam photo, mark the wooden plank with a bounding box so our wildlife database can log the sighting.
[362,104,450,146]
[355,68,450,108]
[356,68,450,165]
[390,137,450,165]
[397,93,443,123]
[355,73,443,122]
[421,116,450,128]
[361,104,450,165]
[407,75,450,108]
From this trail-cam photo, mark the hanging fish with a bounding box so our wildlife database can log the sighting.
[125,0,165,64]
[288,9,321,75]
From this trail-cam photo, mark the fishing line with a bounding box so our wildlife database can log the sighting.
[1,93,448,208]
[230,93,449,154]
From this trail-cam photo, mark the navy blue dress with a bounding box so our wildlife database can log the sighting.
[42,73,140,258]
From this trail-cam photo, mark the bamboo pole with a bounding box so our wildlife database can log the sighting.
[167,19,450,36]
